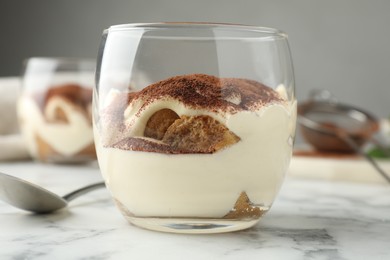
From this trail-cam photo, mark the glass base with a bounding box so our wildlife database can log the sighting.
[125,216,261,234]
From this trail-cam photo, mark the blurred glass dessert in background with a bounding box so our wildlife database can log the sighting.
[17,57,96,163]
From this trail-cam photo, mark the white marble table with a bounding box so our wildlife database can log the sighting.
[1,161,390,260]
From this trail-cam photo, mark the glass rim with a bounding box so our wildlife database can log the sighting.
[104,22,288,40]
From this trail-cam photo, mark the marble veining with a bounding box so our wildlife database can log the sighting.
[0,162,390,259]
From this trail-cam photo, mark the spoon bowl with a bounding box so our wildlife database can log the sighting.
[0,172,105,214]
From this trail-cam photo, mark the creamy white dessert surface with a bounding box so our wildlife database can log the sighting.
[95,90,297,217]
[18,95,94,157]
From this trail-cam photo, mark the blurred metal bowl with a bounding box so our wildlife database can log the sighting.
[298,100,379,153]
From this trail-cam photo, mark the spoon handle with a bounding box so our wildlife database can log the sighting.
[62,182,106,202]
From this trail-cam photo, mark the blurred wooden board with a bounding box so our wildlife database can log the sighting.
[289,148,390,184]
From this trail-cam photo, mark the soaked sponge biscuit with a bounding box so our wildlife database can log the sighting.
[162,115,240,153]
[144,109,180,140]
[113,112,240,154]
[223,192,263,219]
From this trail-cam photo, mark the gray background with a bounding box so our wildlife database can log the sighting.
[1,0,390,118]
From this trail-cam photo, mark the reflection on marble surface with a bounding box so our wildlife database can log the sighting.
[0,162,390,259]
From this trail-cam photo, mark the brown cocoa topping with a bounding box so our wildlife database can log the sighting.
[45,84,92,110]
[134,74,284,114]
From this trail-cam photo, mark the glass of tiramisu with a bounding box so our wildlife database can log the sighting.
[18,57,97,163]
[94,23,297,233]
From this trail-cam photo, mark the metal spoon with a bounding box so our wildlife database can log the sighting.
[0,172,105,214]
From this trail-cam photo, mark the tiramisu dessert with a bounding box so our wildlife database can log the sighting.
[18,84,96,163]
[95,74,296,230]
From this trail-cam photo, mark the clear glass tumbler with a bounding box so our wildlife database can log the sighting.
[18,57,96,163]
[94,23,297,233]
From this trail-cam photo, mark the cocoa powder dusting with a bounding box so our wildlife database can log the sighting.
[102,92,136,124]
[45,84,92,110]
[135,74,284,114]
